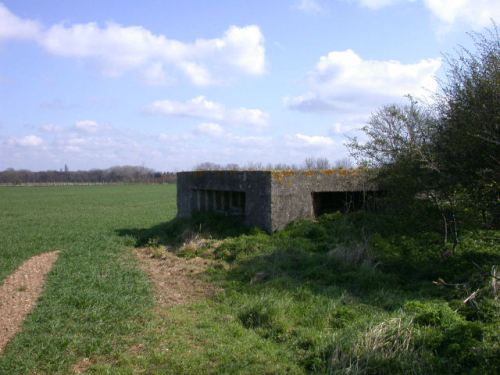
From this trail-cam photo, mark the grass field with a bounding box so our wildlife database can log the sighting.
[0,185,498,374]
[0,185,174,374]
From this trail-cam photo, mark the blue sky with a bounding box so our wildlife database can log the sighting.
[0,0,498,171]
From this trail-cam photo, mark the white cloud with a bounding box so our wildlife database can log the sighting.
[40,22,265,84]
[355,0,407,10]
[294,0,325,14]
[194,122,272,146]
[285,49,441,113]
[60,136,87,152]
[423,0,500,29]
[331,123,344,134]
[296,133,334,146]
[286,133,335,148]
[230,134,271,146]
[230,108,270,127]
[141,62,171,86]
[178,62,213,86]
[196,122,225,137]
[40,123,64,133]
[75,120,102,133]
[221,25,266,75]
[353,0,499,28]
[0,127,336,171]
[158,133,193,142]
[148,96,223,119]
[147,96,270,128]
[45,126,152,161]
[7,135,44,147]
[0,4,40,40]
[0,4,266,85]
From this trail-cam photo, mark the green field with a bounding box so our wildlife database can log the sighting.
[0,185,498,374]
[0,185,173,374]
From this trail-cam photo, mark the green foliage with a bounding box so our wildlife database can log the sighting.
[214,231,273,261]
[403,300,499,374]
[119,208,497,374]
[347,96,437,168]
[1,187,498,374]
[348,24,500,230]
[436,25,500,189]
[405,301,462,326]
[329,316,427,375]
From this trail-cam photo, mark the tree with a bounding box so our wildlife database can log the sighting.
[195,162,223,171]
[333,157,353,169]
[433,25,500,226]
[304,157,331,170]
[348,96,438,169]
[347,96,447,220]
[347,24,500,246]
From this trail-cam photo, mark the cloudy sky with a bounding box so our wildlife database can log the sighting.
[0,0,498,171]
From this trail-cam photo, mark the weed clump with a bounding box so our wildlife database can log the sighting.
[330,317,420,373]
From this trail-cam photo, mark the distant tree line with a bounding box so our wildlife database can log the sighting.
[1,157,356,185]
[0,166,176,185]
[195,157,353,171]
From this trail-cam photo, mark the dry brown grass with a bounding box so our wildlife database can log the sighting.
[135,247,219,306]
[71,357,93,374]
[176,230,223,258]
[0,251,59,353]
[329,317,417,374]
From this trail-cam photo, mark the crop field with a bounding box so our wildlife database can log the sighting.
[0,185,173,373]
[0,185,498,374]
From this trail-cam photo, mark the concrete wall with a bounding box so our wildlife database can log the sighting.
[269,170,376,231]
[177,171,273,231]
[177,169,377,233]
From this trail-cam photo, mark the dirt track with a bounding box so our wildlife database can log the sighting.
[0,251,59,353]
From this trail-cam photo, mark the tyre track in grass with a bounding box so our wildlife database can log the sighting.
[0,251,59,353]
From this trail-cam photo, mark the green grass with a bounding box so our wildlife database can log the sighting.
[107,211,499,374]
[0,185,176,374]
[0,185,498,374]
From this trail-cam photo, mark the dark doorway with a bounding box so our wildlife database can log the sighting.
[312,191,367,217]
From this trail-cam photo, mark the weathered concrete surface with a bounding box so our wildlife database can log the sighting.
[269,170,376,231]
[177,169,377,232]
[177,171,272,230]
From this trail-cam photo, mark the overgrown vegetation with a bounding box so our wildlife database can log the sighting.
[104,210,499,374]
[348,24,499,237]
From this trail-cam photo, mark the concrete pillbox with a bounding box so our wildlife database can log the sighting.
[177,170,378,233]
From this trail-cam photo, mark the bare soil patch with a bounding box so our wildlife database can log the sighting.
[71,357,92,374]
[135,248,218,306]
[0,250,59,353]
